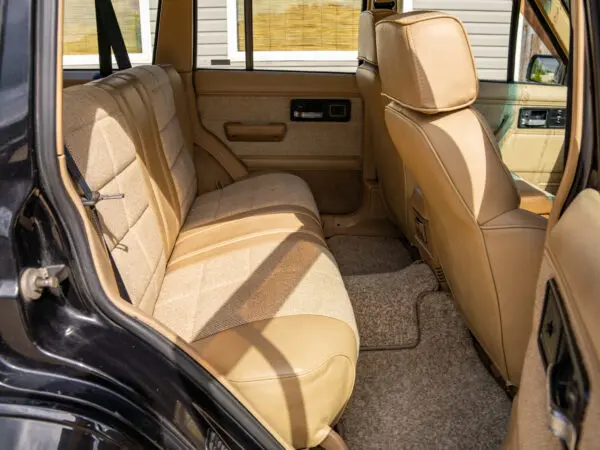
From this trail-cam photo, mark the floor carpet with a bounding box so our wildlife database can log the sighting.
[327,235,413,276]
[344,263,437,349]
[328,236,512,449]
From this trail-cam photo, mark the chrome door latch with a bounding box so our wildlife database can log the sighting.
[19,265,69,301]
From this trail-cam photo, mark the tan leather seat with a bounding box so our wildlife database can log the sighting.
[357,9,413,235]
[62,65,358,448]
[376,11,547,385]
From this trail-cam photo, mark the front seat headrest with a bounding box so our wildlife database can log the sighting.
[376,11,479,114]
[358,10,396,66]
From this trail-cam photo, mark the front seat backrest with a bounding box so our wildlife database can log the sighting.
[357,9,411,235]
[376,11,547,385]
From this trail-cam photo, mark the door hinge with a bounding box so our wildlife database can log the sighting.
[19,265,69,301]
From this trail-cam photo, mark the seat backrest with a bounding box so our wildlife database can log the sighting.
[63,79,170,313]
[357,9,411,234]
[62,66,197,314]
[126,66,197,221]
[376,11,547,384]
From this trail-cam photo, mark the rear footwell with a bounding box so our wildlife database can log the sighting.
[328,236,511,449]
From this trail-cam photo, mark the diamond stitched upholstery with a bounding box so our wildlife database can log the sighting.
[62,65,358,449]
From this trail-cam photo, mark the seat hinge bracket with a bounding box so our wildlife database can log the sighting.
[19,265,69,301]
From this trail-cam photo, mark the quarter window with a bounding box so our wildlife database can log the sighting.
[63,0,156,68]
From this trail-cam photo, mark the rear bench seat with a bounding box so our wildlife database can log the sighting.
[62,65,358,449]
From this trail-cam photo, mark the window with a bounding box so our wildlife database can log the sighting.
[63,0,156,68]
[511,0,567,84]
[404,0,568,83]
[196,0,362,72]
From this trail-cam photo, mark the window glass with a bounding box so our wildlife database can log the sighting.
[196,0,247,69]
[196,0,360,72]
[512,0,567,84]
[251,0,361,72]
[63,0,155,69]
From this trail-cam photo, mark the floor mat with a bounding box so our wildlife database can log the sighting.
[339,291,512,449]
[344,263,438,349]
[327,236,413,276]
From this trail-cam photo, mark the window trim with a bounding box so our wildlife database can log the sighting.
[63,0,152,68]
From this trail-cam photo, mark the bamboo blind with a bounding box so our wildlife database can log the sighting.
[63,0,143,55]
[237,0,362,51]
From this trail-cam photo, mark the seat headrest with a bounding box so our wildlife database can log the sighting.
[358,10,396,66]
[376,11,478,114]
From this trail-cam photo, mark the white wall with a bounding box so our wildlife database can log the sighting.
[409,0,512,80]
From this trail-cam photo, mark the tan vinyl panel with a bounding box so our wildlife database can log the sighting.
[549,1,584,230]
[504,190,600,449]
[358,10,397,65]
[194,71,364,215]
[356,9,412,236]
[476,82,567,194]
[198,96,362,160]
[515,178,553,217]
[503,2,597,446]
[154,0,194,72]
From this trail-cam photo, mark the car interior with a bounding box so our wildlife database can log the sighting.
[52,0,600,448]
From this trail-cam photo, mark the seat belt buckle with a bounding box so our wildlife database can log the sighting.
[82,192,124,207]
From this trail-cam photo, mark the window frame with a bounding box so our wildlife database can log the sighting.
[62,0,153,69]
[194,0,365,72]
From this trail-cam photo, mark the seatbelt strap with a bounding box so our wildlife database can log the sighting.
[95,0,132,77]
[63,147,132,304]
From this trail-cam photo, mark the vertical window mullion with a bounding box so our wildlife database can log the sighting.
[244,0,253,70]
[507,0,523,82]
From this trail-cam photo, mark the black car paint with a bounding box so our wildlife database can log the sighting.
[0,1,281,448]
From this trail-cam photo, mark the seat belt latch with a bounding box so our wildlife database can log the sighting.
[81,192,124,207]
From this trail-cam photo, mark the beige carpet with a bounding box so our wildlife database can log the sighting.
[327,236,414,276]
[328,236,511,449]
[328,236,434,349]
[344,263,438,349]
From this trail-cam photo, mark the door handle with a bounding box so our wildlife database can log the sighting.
[224,122,287,142]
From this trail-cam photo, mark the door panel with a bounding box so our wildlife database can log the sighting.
[504,189,600,448]
[194,70,364,214]
[476,81,567,194]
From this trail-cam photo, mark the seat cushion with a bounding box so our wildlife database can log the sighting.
[182,173,320,231]
[194,315,357,448]
[153,235,357,343]
[152,234,359,448]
